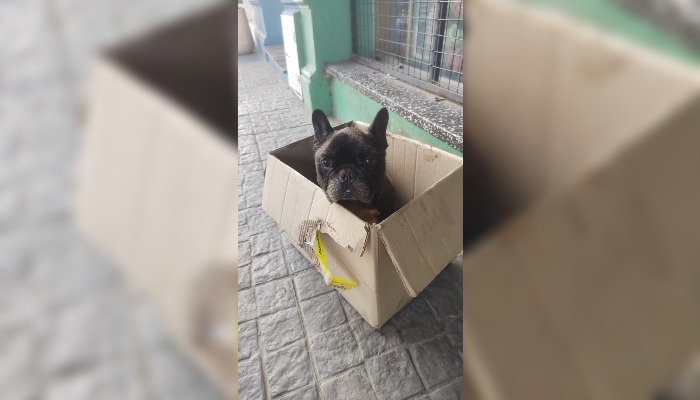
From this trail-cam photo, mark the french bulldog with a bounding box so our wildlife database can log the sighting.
[312,107,400,223]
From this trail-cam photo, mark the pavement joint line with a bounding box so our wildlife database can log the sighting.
[288,246,326,399]
[406,339,429,394]
[362,363,383,399]
[253,293,272,400]
[409,376,465,400]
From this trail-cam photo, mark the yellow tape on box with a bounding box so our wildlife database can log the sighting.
[314,230,358,291]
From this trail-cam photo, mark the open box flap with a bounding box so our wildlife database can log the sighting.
[262,151,370,257]
[377,165,463,297]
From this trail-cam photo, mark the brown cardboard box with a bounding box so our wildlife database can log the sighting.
[462,1,700,399]
[261,122,464,328]
[75,4,236,397]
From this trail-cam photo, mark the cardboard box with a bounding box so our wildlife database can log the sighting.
[75,4,237,397]
[261,122,464,328]
[462,1,700,399]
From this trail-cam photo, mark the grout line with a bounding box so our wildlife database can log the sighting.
[252,287,271,400]
[285,242,326,399]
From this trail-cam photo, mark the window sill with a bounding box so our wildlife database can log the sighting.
[324,61,463,153]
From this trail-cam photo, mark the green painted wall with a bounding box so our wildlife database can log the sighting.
[522,0,700,66]
[331,79,463,157]
[296,0,353,114]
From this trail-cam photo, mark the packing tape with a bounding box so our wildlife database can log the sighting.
[313,230,358,291]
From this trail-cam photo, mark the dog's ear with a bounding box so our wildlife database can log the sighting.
[312,109,334,145]
[368,107,389,149]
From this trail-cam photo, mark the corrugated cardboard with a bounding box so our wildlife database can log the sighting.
[262,122,464,328]
[75,4,236,397]
[462,1,700,399]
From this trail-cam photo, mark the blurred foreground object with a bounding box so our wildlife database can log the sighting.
[238,6,255,55]
[462,0,700,399]
[656,351,700,400]
[75,2,237,397]
[616,0,700,53]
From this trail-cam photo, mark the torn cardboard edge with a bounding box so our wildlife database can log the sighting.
[297,218,371,261]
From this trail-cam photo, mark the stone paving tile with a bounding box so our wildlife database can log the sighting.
[239,158,264,183]
[309,324,363,379]
[244,185,264,208]
[365,348,424,400]
[444,315,463,357]
[392,297,443,344]
[440,261,463,294]
[349,318,403,358]
[339,295,362,322]
[263,339,315,397]
[238,289,257,323]
[320,367,378,400]
[409,336,463,389]
[238,214,251,245]
[249,230,282,257]
[238,265,251,290]
[249,108,311,135]
[254,278,296,317]
[422,270,463,320]
[429,379,464,400]
[277,383,318,400]
[280,233,313,273]
[251,250,288,285]
[300,291,346,335]
[238,355,265,400]
[276,124,314,147]
[258,307,304,352]
[256,136,278,160]
[293,268,334,301]
[238,142,260,165]
[237,320,258,361]
[246,207,278,237]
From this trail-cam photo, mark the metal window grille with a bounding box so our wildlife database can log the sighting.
[351,0,464,103]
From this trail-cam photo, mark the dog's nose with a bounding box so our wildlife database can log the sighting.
[339,169,355,183]
[340,169,355,183]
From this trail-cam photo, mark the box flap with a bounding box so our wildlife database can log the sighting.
[377,165,463,297]
[262,149,370,257]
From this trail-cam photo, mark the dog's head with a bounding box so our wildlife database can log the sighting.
[312,108,389,205]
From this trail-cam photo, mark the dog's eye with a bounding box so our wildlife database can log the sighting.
[365,157,376,166]
[321,159,332,168]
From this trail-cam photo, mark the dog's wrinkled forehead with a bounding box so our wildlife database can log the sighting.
[320,126,378,156]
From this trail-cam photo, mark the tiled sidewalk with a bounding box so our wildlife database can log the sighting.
[237,52,465,400]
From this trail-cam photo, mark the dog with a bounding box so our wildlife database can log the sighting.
[312,107,400,223]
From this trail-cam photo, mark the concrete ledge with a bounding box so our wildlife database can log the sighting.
[324,61,463,152]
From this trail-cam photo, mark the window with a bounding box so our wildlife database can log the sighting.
[351,0,464,103]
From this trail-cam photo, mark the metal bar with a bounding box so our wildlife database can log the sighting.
[430,0,448,83]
